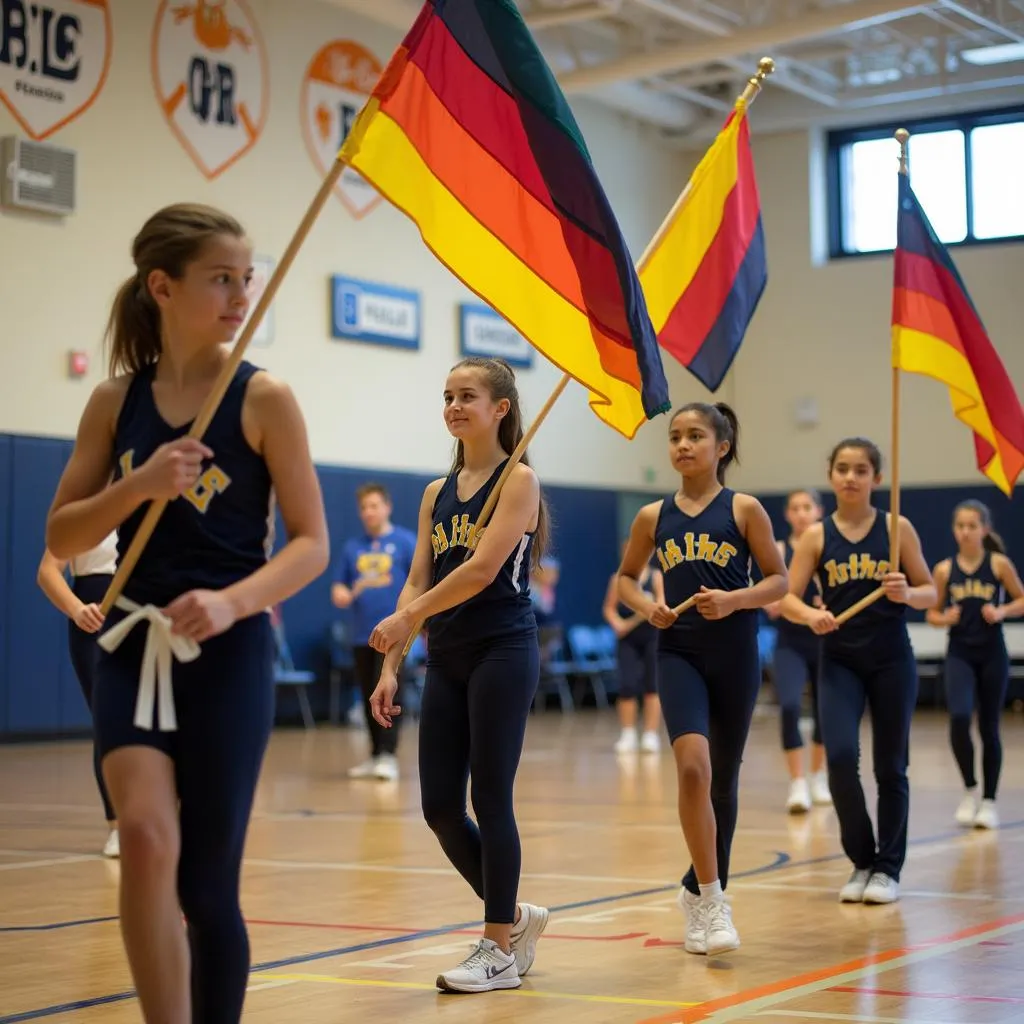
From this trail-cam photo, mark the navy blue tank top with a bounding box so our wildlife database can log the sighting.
[426,460,536,652]
[654,488,756,649]
[111,361,274,606]
[817,511,906,656]
[776,538,821,655]
[948,552,1005,651]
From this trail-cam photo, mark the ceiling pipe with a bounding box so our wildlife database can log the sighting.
[558,0,929,92]
[524,1,622,31]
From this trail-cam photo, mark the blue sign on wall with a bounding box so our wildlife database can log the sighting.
[331,276,421,350]
[458,303,533,368]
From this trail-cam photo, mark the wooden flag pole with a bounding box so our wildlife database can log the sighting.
[397,58,777,656]
[833,127,908,627]
[99,161,347,616]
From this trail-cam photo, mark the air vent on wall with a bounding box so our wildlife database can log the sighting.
[1,136,76,217]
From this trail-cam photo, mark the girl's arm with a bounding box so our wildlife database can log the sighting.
[369,464,539,652]
[780,523,832,629]
[617,504,676,627]
[651,568,666,605]
[884,515,937,610]
[602,573,635,635]
[378,478,445,679]
[46,378,210,559]
[726,495,787,610]
[990,554,1024,622]
[924,559,955,627]
[764,539,787,619]
[165,376,328,639]
[37,550,106,633]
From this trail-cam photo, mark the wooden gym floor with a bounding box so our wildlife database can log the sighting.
[2,706,1024,1023]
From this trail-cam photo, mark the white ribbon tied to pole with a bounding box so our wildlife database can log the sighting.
[97,597,202,731]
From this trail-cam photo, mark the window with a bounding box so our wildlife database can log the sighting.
[827,105,1024,258]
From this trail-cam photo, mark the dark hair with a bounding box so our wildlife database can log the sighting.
[828,437,882,475]
[448,356,549,565]
[670,402,739,484]
[105,203,246,376]
[356,483,391,504]
[788,488,823,508]
[954,499,1006,554]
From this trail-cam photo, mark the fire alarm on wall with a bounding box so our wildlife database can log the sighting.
[68,350,88,378]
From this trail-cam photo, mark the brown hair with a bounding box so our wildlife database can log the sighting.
[105,203,246,376]
[955,499,1006,554]
[670,402,740,484]
[448,356,549,564]
[356,483,391,504]
[829,437,882,475]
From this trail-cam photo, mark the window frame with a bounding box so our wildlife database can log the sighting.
[826,103,1024,260]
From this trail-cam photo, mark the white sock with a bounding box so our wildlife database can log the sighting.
[699,880,723,899]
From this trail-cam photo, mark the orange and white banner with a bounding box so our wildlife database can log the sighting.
[151,0,268,179]
[301,40,383,219]
[0,0,112,140]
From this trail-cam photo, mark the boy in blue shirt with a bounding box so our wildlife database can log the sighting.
[332,483,417,780]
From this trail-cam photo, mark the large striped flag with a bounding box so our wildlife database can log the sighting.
[893,173,1023,495]
[639,99,766,393]
[338,0,670,438]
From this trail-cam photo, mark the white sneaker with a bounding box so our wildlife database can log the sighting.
[955,790,979,826]
[102,829,120,859]
[374,754,399,781]
[640,730,661,753]
[704,896,740,956]
[810,771,832,805]
[839,867,871,903]
[862,872,899,904]
[786,778,811,814]
[347,757,379,779]
[509,902,548,976]
[614,729,638,753]
[974,799,999,829]
[436,938,520,993]
[677,888,707,955]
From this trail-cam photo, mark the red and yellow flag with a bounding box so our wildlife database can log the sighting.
[892,173,1023,494]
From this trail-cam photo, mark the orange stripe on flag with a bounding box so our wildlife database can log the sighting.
[893,287,968,356]
[382,61,589,313]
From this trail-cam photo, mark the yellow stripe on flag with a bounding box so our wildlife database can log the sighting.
[346,112,647,438]
[639,109,744,331]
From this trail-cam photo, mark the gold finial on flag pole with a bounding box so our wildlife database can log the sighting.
[741,56,775,105]
[895,127,910,175]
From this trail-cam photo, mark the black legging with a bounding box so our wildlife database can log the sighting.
[68,574,116,822]
[774,644,823,751]
[946,643,1009,800]
[418,634,539,924]
[353,644,398,756]
[818,644,917,881]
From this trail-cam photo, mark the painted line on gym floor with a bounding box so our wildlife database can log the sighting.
[830,985,1024,1005]
[0,916,118,933]
[756,1013,990,1024]
[4,818,1021,1021]
[259,971,698,1007]
[633,910,1024,1024]
[246,918,648,942]
[0,864,772,1021]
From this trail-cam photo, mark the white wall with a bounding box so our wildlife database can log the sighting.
[0,0,689,490]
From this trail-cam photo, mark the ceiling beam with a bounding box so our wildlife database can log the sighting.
[557,0,929,92]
